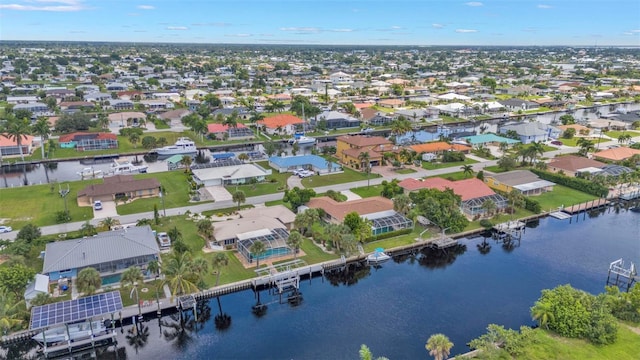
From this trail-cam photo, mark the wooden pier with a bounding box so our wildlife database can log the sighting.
[562,198,609,214]
[431,236,458,249]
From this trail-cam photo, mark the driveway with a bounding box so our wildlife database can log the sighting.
[93,201,118,219]
[204,185,233,202]
[340,190,362,201]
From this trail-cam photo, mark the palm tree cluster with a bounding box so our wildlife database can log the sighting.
[162,252,209,297]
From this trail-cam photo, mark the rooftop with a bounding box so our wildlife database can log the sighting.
[307,196,394,222]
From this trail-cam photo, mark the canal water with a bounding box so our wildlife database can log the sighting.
[3,209,638,359]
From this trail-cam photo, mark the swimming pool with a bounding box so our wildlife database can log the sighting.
[101,273,121,286]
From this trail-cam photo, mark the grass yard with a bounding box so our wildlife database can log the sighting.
[422,158,478,170]
[350,185,384,198]
[394,168,417,174]
[0,179,99,228]
[463,208,535,232]
[225,163,290,197]
[362,227,425,252]
[117,171,198,215]
[301,166,381,188]
[299,238,340,264]
[428,171,475,181]
[534,185,598,212]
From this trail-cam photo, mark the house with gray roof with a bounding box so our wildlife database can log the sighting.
[498,98,540,112]
[313,110,360,130]
[499,122,560,144]
[42,225,159,283]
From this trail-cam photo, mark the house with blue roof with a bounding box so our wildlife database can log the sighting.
[269,155,342,175]
[462,133,520,147]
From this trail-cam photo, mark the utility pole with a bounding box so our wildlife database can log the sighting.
[159,186,166,217]
[59,184,70,218]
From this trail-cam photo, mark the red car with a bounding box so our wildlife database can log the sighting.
[551,140,563,146]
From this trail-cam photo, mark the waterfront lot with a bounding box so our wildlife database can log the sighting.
[301,165,381,187]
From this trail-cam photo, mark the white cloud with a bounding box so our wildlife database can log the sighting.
[465,2,483,6]
[432,23,444,29]
[631,29,640,33]
[331,29,353,32]
[225,33,252,37]
[137,5,155,10]
[456,29,478,33]
[166,26,188,31]
[391,25,402,29]
[537,4,553,9]
[279,27,320,33]
[0,0,85,11]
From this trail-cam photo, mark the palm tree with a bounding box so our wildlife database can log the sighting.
[249,241,267,269]
[210,253,229,286]
[80,221,97,237]
[76,267,102,295]
[294,208,320,236]
[358,151,372,187]
[232,190,246,210]
[237,153,249,162]
[32,117,51,159]
[425,333,453,360]
[286,230,303,260]
[393,194,412,216]
[97,112,110,130]
[2,115,31,161]
[121,266,144,289]
[196,218,213,241]
[529,141,545,164]
[531,300,555,329]
[163,252,198,298]
[29,292,52,307]
[461,164,474,178]
[481,199,498,217]
[0,289,25,334]
[98,217,120,231]
[181,155,193,173]
[191,257,209,289]
[577,138,595,156]
[147,259,160,278]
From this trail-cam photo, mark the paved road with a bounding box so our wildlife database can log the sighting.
[1,136,636,241]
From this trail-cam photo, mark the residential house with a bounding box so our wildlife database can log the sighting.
[498,98,540,112]
[13,102,51,117]
[212,215,292,262]
[109,99,134,111]
[399,177,507,217]
[59,132,118,151]
[547,155,605,177]
[107,112,146,127]
[42,225,160,282]
[211,107,251,121]
[158,109,192,127]
[268,155,342,175]
[0,134,34,157]
[336,135,394,169]
[485,170,555,196]
[139,99,174,111]
[7,96,39,104]
[306,196,413,236]
[77,175,160,204]
[59,101,95,111]
[191,162,272,186]
[257,114,304,135]
[462,134,521,148]
[84,92,112,102]
[557,124,592,137]
[377,98,405,109]
[106,83,128,91]
[329,71,352,84]
[314,110,361,130]
[409,141,472,156]
[593,147,640,162]
[207,123,254,140]
[499,122,560,144]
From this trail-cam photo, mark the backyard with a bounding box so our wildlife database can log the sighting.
[301,165,381,187]
[224,161,290,197]
[114,171,198,215]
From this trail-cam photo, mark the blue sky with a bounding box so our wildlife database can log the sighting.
[1,0,639,46]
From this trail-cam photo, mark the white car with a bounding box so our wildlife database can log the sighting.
[292,168,305,176]
[0,226,12,233]
[298,170,314,178]
[93,200,103,210]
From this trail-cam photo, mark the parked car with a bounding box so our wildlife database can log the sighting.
[292,168,305,176]
[0,226,12,233]
[551,140,563,146]
[298,170,314,178]
[157,232,171,249]
[93,200,103,210]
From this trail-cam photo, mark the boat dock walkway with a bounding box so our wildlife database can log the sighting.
[549,211,572,220]
[562,199,609,214]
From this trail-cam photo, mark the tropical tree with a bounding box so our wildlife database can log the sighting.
[181,155,193,173]
[163,252,199,297]
[481,199,498,217]
[128,131,140,149]
[98,217,120,231]
[577,138,595,156]
[393,194,412,216]
[529,141,545,164]
[196,218,213,241]
[121,266,144,289]
[390,116,412,139]
[191,257,209,289]
[76,267,102,295]
[531,300,555,329]
[249,241,266,269]
[80,221,97,237]
[147,260,160,278]
[29,292,52,307]
[0,289,25,334]
[32,117,51,159]
[461,164,474,178]
[211,253,229,286]
[2,115,31,161]
[359,344,389,360]
[286,230,303,260]
[237,153,249,162]
[425,333,453,360]
[232,190,246,210]
[497,155,517,171]
[294,208,320,236]
[358,151,372,187]
[97,112,110,130]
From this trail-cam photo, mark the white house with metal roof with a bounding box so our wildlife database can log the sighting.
[42,225,159,283]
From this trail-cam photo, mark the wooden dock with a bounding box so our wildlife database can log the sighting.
[562,199,609,214]
[432,236,458,249]
[549,211,572,220]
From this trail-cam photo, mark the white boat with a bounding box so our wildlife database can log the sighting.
[32,320,110,345]
[77,167,104,179]
[367,248,391,265]
[109,160,148,175]
[288,135,316,145]
[155,137,197,156]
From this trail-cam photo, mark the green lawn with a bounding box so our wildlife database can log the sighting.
[117,171,199,215]
[362,226,426,252]
[428,171,475,181]
[534,185,598,212]
[474,324,640,359]
[464,208,535,232]
[0,179,99,228]
[350,185,384,198]
[602,130,640,139]
[225,163,290,197]
[394,168,417,174]
[422,158,478,170]
[301,166,381,188]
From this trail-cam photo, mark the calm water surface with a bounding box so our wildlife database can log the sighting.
[4,210,639,359]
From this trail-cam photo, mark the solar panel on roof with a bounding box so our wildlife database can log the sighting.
[29,291,123,330]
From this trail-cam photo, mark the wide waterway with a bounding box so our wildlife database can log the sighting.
[3,208,639,359]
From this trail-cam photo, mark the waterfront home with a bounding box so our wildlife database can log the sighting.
[58,132,118,151]
[0,134,34,157]
[399,177,507,217]
[499,122,560,144]
[238,205,296,230]
[461,134,520,148]
[306,196,413,236]
[593,147,640,162]
[498,98,540,112]
[548,155,605,177]
[314,110,361,130]
[107,111,146,127]
[41,225,159,283]
[336,135,395,169]
[557,124,592,136]
[158,109,192,127]
[409,141,472,155]
[485,170,556,196]
[207,123,254,140]
[212,215,291,261]
[14,102,51,117]
[191,162,271,186]
[268,155,342,175]
[77,175,160,204]
[257,114,304,135]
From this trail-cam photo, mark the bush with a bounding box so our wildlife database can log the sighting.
[442,151,466,163]
[531,169,608,197]
[479,219,493,229]
[524,197,542,213]
[55,211,71,223]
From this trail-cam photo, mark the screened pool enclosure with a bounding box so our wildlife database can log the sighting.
[237,228,292,262]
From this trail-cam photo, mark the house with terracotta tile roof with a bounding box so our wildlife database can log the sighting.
[377,98,405,109]
[0,134,34,157]
[206,122,254,140]
[257,114,304,135]
[548,155,605,177]
[306,196,413,236]
[399,177,507,216]
[409,141,471,155]
[336,135,395,169]
[59,132,118,151]
[593,147,640,162]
